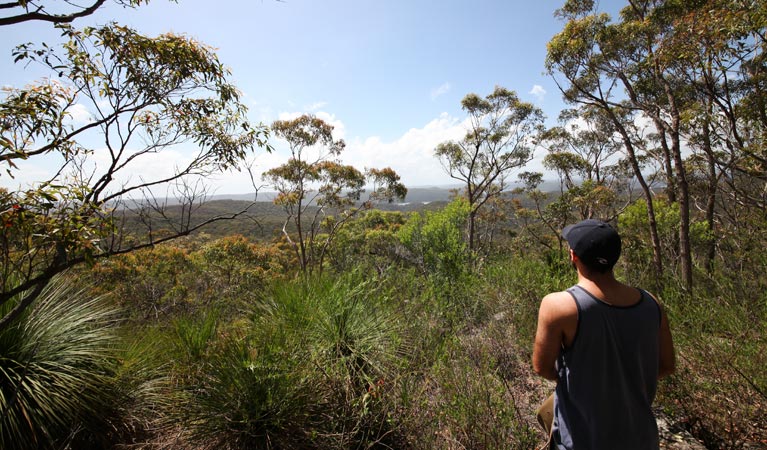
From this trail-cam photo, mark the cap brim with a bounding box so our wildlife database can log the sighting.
[561,224,576,240]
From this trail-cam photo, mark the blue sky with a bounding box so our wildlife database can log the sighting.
[0,0,625,195]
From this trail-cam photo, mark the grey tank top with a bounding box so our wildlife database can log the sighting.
[553,285,661,450]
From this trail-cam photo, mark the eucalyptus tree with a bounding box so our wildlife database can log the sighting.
[546,2,666,283]
[435,86,544,252]
[549,0,767,290]
[542,107,632,221]
[664,0,767,271]
[265,115,406,275]
[0,24,270,330]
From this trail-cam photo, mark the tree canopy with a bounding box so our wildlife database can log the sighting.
[0,23,270,329]
[435,86,544,251]
[265,114,406,274]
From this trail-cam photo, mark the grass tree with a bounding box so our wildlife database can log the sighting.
[0,276,119,449]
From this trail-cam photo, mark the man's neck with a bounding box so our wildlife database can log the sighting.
[576,270,637,306]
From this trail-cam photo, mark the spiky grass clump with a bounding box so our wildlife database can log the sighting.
[172,273,405,449]
[0,276,119,450]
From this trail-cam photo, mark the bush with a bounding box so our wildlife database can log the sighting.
[656,280,767,449]
[169,274,406,449]
[398,198,471,281]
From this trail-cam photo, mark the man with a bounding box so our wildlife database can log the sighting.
[533,219,675,449]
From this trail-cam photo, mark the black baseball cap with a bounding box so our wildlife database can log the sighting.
[561,219,621,269]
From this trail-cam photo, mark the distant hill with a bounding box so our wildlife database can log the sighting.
[117,180,566,242]
[208,180,564,205]
[207,185,460,205]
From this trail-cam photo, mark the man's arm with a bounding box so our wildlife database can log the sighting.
[646,291,676,379]
[658,304,676,378]
[533,291,578,381]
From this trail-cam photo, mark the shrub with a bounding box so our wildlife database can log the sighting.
[398,198,471,281]
[656,280,767,449]
[169,274,405,449]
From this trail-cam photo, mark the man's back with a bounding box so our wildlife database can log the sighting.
[552,285,661,450]
[533,219,675,449]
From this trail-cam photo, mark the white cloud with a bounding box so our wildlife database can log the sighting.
[529,84,546,102]
[304,101,328,111]
[315,111,346,140]
[430,82,451,100]
[276,110,347,140]
[65,103,93,126]
[340,112,468,187]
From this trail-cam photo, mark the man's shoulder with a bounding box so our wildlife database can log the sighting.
[541,290,578,318]
[542,289,573,303]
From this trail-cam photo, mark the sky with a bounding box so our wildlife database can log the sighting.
[0,0,626,196]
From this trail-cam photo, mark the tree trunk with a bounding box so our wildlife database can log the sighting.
[656,126,677,203]
[468,209,477,251]
[701,105,718,273]
[612,116,664,285]
[663,82,694,292]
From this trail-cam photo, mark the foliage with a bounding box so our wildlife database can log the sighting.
[547,0,767,290]
[193,234,288,304]
[0,22,270,330]
[166,274,405,449]
[0,275,119,450]
[325,209,406,274]
[265,114,406,275]
[656,278,767,449]
[172,331,314,449]
[173,309,220,363]
[46,196,767,448]
[91,236,286,322]
[540,108,634,222]
[435,86,544,251]
[398,198,471,281]
[90,245,197,321]
[618,199,711,287]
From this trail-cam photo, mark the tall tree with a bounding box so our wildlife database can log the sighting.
[435,86,544,251]
[265,114,406,275]
[549,0,767,290]
[0,24,269,330]
[669,0,767,272]
[542,107,633,221]
[546,1,680,287]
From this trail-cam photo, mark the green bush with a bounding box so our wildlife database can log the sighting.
[173,332,314,449]
[398,198,471,281]
[169,274,406,449]
[656,280,767,449]
[173,308,220,363]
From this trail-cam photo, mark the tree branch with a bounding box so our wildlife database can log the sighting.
[0,0,108,26]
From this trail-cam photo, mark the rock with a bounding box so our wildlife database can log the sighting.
[656,411,707,450]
